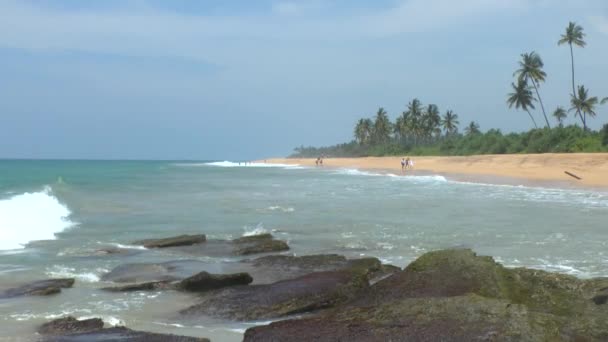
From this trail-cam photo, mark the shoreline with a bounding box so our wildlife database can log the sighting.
[261,153,608,191]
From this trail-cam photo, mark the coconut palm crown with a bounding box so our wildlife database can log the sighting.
[507,78,538,128]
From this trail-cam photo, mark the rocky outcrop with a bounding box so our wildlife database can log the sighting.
[0,278,75,299]
[232,234,289,255]
[178,271,253,292]
[40,325,209,342]
[246,254,399,284]
[132,234,206,248]
[38,316,104,335]
[244,249,608,341]
[180,270,368,321]
[100,260,209,283]
[101,281,173,292]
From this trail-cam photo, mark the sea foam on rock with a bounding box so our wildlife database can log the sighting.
[244,249,608,341]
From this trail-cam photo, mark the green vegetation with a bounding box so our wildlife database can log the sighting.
[291,22,607,158]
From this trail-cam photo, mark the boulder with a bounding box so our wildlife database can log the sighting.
[180,270,368,321]
[101,281,173,292]
[232,234,289,255]
[178,271,253,292]
[244,249,608,341]
[40,326,209,342]
[100,260,208,283]
[132,234,206,248]
[0,278,75,299]
[38,316,104,335]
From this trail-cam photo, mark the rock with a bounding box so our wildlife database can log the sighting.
[101,281,173,292]
[244,249,608,341]
[100,260,208,283]
[40,326,209,342]
[180,270,368,321]
[38,316,104,335]
[132,234,206,248]
[178,271,253,292]
[0,278,75,299]
[246,254,396,284]
[232,234,289,255]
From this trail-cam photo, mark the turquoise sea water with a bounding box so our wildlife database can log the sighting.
[1,160,608,341]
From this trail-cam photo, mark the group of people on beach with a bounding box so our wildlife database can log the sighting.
[315,156,324,166]
[401,157,414,172]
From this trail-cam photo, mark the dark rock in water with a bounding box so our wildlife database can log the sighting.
[244,249,608,341]
[40,326,209,342]
[132,234,206,248]
[232,234,289,255]
[100,260,207,283]
[0,278,74,299]
[94,247,133,256]
[178,271,253,292]
[101,281,173,292]
[38,316,104,335]
[180,270,368,321]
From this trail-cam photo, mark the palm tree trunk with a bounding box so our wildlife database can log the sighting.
[531,80,551,129]
[526,109,538,129]
[570,43,585,129]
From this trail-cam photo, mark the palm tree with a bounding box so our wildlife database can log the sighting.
[570,85,598,130]
[372,107,392,144]
[422,104,441,142]
[441,110,459,136]
[553,106,567,127]
[602,97,608,105]
[507,78,538,128]
[464,121,480,136]
[355,119,371,145]
[394,111,410,143]
[406,99,423,144]
[514,52,550,128]
[558,22,586,123]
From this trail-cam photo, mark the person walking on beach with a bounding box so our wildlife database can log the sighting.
[401,158,406,172]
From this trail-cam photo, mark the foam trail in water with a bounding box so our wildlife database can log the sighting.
[0,186,75,250]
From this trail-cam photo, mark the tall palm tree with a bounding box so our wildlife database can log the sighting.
[372,107,392,144]
[507,78,538,128]
[406,99,423,144]
[514,52,550,128]
[570,85,598,130]
[422,104,441,141]
[464,121,480,136]
[441,110,459,136]
[558,22,586,123]
[394,111,410,143]
[354,118,367,145]
[552,106,567,127]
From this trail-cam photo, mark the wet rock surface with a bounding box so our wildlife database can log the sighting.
[100,260,208,283]
[180,270,368,321]
[37,316,104,335]
[40,325,209,342]
[178,271,253,292]
[244,249,608,341]
[231,234,290,255]
[132,234,207,248]
[0,278,75,299]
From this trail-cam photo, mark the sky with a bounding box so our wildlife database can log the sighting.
[0,0,607,160]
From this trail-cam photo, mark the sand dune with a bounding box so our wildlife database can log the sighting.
[263,154,608,189]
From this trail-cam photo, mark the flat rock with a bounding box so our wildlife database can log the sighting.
[38,316,104,335]
[100,260,207,283]
[244,249,608,341]
[232,234,289,255]
[245,254,398,284]
[178,271,253,292]
[132,234,206,248]
[101,281,173,292]
[0,278,75,299]
[180,270,368,321]
[41,326,209,342]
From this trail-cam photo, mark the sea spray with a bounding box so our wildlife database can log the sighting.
[0,186,75,250]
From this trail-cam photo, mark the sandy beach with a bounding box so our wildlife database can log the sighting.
[263,154,608,189]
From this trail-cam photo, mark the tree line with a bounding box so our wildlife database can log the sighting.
[291,22,607,158]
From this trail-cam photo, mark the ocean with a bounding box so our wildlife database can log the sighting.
[1,160,607,341]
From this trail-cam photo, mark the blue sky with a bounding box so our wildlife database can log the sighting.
[1,0,607,160]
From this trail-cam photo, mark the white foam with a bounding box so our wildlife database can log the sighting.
[334,169,383,177]
[334,168,447,183]
[0,186,76,250]
[243,223,269,237]
[106,242,147,250]
[45,265,106,283]
[267,206,295,213]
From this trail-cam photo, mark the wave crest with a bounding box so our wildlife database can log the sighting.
[0,186,76,250]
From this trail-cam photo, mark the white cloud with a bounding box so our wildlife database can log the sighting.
[589,15,608,35]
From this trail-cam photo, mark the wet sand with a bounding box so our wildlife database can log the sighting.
[262,154,608,189]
